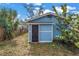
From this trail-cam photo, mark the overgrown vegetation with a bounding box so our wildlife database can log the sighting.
[0,8,19,40]
[52,4,79,48]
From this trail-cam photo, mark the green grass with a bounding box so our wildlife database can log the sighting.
[0,33,79,56]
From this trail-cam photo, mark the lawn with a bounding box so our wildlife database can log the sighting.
[0,33,79,56]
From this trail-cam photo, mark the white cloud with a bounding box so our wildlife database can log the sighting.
[35,7,40,10]
[54,6,76,14]
[26,3,30,5]
[26,17,30,19]
[44,9,53,14]
[33,9,54,15]
[26,3,42,7]
[67,6,76,10]
[75,12,79,14]
[71,11,79,14]
[0,3,10,6]
[55,7,63,13]
[17,14,21,18]
[33,9,39,15]
[33,10,37,15]
[33,3,42,6]
[5,3,10,5]
[33,7,40,15]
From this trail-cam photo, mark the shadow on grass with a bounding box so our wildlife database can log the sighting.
[57,40,79,56]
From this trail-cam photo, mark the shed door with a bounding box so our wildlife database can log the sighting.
[32,25,38,42]
[39,24,53,42]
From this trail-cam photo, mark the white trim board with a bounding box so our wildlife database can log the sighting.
[28,25,32,42]
[27,23,54,25]
[39,41,52,43]
[28,24,29,42]
[39,31,53,32]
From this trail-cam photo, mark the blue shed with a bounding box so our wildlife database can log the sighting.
[27,13,60,43]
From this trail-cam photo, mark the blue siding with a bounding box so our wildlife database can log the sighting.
[39,32,52,41]
[31,16,58,23]
[53,24,60,39]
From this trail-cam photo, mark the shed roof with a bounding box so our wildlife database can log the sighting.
[27,13,64,23]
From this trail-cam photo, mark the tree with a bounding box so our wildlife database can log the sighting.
[23,3,45,18]
[23,4,34,18]
[38,6,44,15]
[52,4,79,47]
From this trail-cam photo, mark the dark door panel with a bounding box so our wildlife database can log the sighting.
[32,25,38,42]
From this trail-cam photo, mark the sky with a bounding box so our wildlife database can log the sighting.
[0,3,79,20]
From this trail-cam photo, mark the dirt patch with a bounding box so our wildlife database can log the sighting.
[0,34,30,56]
